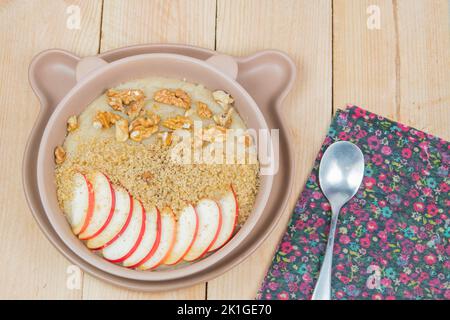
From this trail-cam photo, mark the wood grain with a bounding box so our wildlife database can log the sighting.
[0,0,102,299]
[207,0,333,299]
[100,0,216,51]
[333,0,398,117]
[396,0,450,140]
[81,0,216,299]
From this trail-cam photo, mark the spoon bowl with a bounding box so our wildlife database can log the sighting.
[319,141,365,209]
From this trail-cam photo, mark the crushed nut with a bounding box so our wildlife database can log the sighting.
[162,115,193,130]
[213,107,234,128]
[197,101,213,119]
[142,171,153,183]
[93,111,122,129]
[54,146,66,165]
[212,90,234,108]
[67,115,78,133]
[106,89,146,119]
[115,118,129,142]
[154,89,191,109]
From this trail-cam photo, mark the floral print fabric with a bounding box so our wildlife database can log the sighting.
[257,106,449,300]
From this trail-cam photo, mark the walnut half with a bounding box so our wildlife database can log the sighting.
[154,89,191,110]
[162,115,193,130]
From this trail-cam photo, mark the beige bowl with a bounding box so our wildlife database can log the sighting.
[36,53,275,281]
[25,44,296,290]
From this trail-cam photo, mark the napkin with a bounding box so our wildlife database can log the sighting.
[257,106,449,300]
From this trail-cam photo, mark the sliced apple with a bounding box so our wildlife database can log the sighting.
[183,199,222,262]
[66,172,95,235]
[164,204,198,265]
[79,172,115,240]
[208,186,238,251]
[138,208,176,270]
[102,199,145,263]
[86,186,132,250]
[123,206,161,268]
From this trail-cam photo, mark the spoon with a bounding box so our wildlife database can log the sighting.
[311,141,365,300]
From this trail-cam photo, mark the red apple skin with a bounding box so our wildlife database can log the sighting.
[186,199,222,262]
[90,192,134,251]
[79,173,116,241]
[164,203,199,266]
[209,184,239,252]
[149,207,177,270]
[105,201,146,264]
[126,207,162,269]
[76,173,95,236]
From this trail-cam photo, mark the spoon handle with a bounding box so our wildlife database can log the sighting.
[311,207,340,300]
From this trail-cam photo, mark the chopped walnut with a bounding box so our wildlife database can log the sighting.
[129,112,160,130]
[154,89,191,109]
[213,107,234,128]
[197,101,213,119]
[130,125,158,142]
[162,115,193,130]
[93,111,121,129]
[106,89,146,119]
[142,171,153,183]
[67,115,78,133]
[115,118,129,142]
[212,90,234,108]
[54,146,66,165]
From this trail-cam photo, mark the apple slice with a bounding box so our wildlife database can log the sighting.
[183,199,222,262]
[79,172,115,240]
[66,172,95,235]
[208,186,238,251]
[86,186,132,250]
[123,206,161,268]
[138,208,176,270]
[164,204,198,265]
[102,199,145,263]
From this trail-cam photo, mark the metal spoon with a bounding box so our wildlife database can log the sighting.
[311,141,365,300]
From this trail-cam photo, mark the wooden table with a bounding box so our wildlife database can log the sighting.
[0,0,448,299]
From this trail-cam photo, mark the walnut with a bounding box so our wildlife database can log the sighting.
[106,89,146,119]
[154,89,191,109]
[93,111,121,129]
[130,125,158,142]
[54,146,66,165]
[67,115,78,133]
[115,118,129,142]
[129,112,160,130]
[213,107,234,128]
[162,115,193,130]
[212,90,234,108]
[197,101,212,119]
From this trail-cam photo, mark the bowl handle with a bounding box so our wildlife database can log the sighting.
[205,54,238,80]
[29,49,82,114]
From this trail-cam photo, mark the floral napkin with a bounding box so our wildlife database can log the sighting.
[257,106,449,300]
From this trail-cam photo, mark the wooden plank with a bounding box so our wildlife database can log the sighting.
[333,0,450,141]
[333,0,397,117]
[82,0,216,299]
[208,0,333,299]
[0,0,102,299]
[396,0,450,140]
[100,0,216,51]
